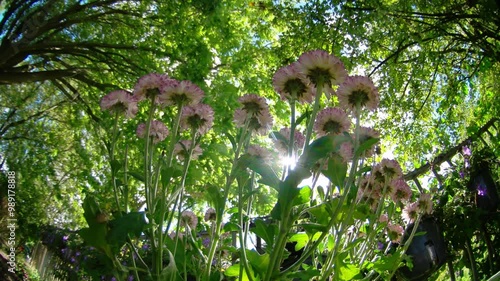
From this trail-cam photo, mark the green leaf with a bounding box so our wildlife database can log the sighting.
[353,203,370,220]
[250,219,277,248]
[292,186,311,206]
[372,251,403,273]
[321,155,347,188]
[355,137,379,157]
[339,263,361,280]
[238,154,280,190]
[225,264,240,277]
[295,110,311,126]
[79,226,112,258]
[288,267,321,280]
[226,132,237,152]
[82,195,102,228]
[223,222,240,232]
[289,233,309,251]
[246,250,270,275]
[107,212,147,254]
[299,223,328,235]
[128,170,145,182]
[110,159,122,173]
[307,203,330,226]
[159,250,178,281]
[224,263,256,281]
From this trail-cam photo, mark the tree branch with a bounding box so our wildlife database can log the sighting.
[0,69,81,84]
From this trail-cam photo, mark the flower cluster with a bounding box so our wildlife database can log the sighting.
[233,94,273,135]
[273,127,305,155]
[91,50,440,281]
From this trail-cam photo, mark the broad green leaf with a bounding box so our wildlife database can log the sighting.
[237,154,280,190]
[159,250,178,281]
[288,268,321,281]
[289,233,309,251]
[107,212,147,254]
[246,250,270,276]
[339,264,361,280]
[250,219,277,248]
[372,251,403,273]
[292,186,312,206]
[355,137,380,157]
[82,195,102,228]
[307,203,330,225]
[128,170,145,182]
[322,155,348,188]
[110,159,122,173]
[225,264,240,277]
[79,226,112,258]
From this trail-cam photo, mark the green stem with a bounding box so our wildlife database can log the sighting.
[237,171,255,281]
[166,103,184,168]
[110,111,122,216]
[123,144,130,213]
[318,104,363,280]
[304,78,324,148]
[387,215,423,279]
[204,125,251,281]
[288,98,296,175]
[173,132,197,254]
[142,98,158,278]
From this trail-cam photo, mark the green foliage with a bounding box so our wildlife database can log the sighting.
[1,0,500,280]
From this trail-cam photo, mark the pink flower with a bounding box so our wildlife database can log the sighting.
[273,127,305,154]
[314,107,351,136]
[417,193,433,215]
[204,208,216,222]
[180,104,214,135]
[247,144,272,163]
[339,141,354,162]
[233,94,273,135]
[180,210,198,230]
[391,179,412,203]
[100,90,138,118]
[355,127,380,158]
[402,202,419,224]
[159,80,204,106]
[359,175,380,197]
[337,75,379,112]
[297,50,348,97]
[136,120,169,144]
[379,214,389,223]
[169,231,184,240]
[372,159,403,184]
[272,63,313,104]
[387,223,404,243]
[173,140,203,161]
[133,73,172,103]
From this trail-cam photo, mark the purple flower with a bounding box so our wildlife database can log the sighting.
[127,276,134,281]
[477,183,487,196]
[62,235,69,242]
[202,237,211,248]
[377,241,385,250]
[462,145,471,156]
